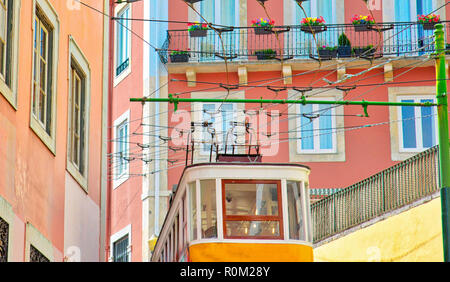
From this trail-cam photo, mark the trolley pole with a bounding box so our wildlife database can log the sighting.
[435,23,450,262]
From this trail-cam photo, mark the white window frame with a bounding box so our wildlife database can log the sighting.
[113,3,132,86]
[191,91,246,161]
[113,110,130,188]
[109,224,132,262]
[199,102,238,155]
[30,0,59,155]
[388,86,439,161]
[0,0,20,109]
[25,223,54,262]
[288,89,345,162]
[296,98,337,154]
[67,36,91,192]
[397,95,437,153]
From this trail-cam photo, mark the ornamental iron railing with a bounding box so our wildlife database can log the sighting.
[160,21,450,64]
[311,145,440,244]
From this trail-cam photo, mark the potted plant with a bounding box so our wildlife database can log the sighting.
[352,45,374,57]
[169,49,190,63]
[300,16,327,34]
[338,33,351,58]
[254,49,277,60]
[351,14,375,32]
[252,18,275,35]
[418,13,440,30]
[183,0,203,4]
[318,45,338,59]
[188,22,209,37]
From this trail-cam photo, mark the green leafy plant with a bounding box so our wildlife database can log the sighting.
[338,33,351,47]
[319,45,338,51]
[254,49,276,55]
[187,22,208,31]
[170,49,189,55]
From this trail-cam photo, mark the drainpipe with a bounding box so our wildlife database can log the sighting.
[106,0,115,262]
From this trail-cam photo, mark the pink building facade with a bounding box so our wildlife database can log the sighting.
[107,0,450,261]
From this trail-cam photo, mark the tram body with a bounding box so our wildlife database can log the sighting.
[151,162,313,262]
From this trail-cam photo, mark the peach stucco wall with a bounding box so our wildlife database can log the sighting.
[0,0,106,261]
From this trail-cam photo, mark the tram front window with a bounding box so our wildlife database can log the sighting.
[223,180,283,239]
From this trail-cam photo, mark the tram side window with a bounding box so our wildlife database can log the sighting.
[174,215,179,261]
[189,182,197,241]
[200,180,217,239]
[223,180,283,239]
[287,181,305,240]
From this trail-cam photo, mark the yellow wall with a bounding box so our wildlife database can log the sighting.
[313,198,444,262]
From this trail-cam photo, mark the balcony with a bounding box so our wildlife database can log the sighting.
[159,21,450,72]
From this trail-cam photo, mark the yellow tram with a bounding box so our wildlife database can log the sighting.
[151,157,313,262]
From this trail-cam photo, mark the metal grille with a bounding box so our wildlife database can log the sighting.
[113,235,129,262]
[311,145,440,244]
[0,217,8,262]
[30,245,50,262]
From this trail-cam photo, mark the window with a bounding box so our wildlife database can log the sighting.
[113,110,130,188]
[197,0,239,61]
[116,121,128,176]
[201,103,235,154]
[113,235,129,262]
[222,180,283,239]
[388,87,437,161]
[398,96,437,152]
[191,91,245,159]
[200,180,217,239]
[0,216,8,262]
[110,224,131,262]
[288,90,345,162]
[188,182,197,241]
[286,181,305,241]
[30,245,50,262]
[0,0,19,107]
[115,4,131,80]
[67,37,90,190]
[390,0,435,56]
[26,222,53,262]
[30,0,59,153]
[297,101,337,154]
[294,0,336,24]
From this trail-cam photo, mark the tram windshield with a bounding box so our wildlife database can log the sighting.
[223,180,283,239]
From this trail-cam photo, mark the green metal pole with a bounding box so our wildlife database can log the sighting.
[435,23,450,262]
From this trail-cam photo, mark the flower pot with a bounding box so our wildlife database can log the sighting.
[353,47,375,57]
[318,49,330,59]
[170,54,189,63]
[353,24,372,32]
[422,22,439,30]
[254,27,273,35]
[329,49,338,58]
[300,25,327,34]
[183,0,203,4]
[338,46,351,58]
[255,51,276,60]
[189,29,207,37]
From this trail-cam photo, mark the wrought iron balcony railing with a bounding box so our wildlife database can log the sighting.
[159,21,450,64]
